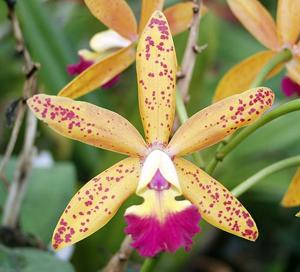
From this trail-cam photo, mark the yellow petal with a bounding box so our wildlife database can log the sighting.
[164,2,194,35]
[164,3,207,36]
[52,157,141,250]
[175,158,258,241]
[296,211,300,217]
[213,51,282,102]
[286,58,300,86]
[27,94,147,156]
[277,0,300,45]
[59,45,135,99]
[139,0,165,34]
[281,168,300,207]
[227,0,279,50]
[137,11,177,145]
[168,88,274,156]
[84,0,138,41]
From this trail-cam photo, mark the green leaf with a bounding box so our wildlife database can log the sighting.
[16,0,76,93]
[0,158,76,243]
[0,245,74,272]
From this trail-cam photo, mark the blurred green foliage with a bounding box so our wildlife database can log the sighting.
[0,0,299,271]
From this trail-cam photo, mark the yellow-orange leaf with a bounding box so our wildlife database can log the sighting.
[227,0,279,50]
[84,0,138,41]
[27,94,147,156]
[168,88,274,156]
[52,158,141,250]
[175,158,258,241]
[281,168,300,207]
[59,45,135,99]
[137,11,177,145]
[214,51,281,102]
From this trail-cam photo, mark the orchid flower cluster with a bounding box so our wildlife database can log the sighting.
[26,0,300,261]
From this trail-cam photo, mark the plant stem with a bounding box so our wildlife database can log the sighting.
[231,155,300,197]
[206,99,300,174]
[140,256,161,272]
[206,48,294,174]
[250,49,292,88]
[176,88,205,168]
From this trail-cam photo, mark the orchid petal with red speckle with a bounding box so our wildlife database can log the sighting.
[175,158,258,241]
[139,0,165,34]
[137,11,177,145]
[84,0,138,41]
[168,87,274,156]
[59,45,135,99]
[27,94,147,156]
[52,157,141,250]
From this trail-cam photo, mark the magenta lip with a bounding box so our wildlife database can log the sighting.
[281,76,300,97]
[125,205,201,257]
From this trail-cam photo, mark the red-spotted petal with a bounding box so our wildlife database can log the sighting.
[27,94,147,156]
[139,0,165,34]
[175,158,258,241]
[137,11,177,145]
[52,157,141,250]
[168,88,274,156]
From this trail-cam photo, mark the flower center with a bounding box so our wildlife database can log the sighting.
[148,170,171,191]
[136,149,181,194]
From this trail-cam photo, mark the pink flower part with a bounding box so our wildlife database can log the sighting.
[125,205,201,257]
[281,76,300,97]
[148,170,170,191]
[67,56,94,75]
[101,74,121,90]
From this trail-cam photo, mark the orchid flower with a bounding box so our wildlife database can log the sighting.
[281,169,300,217]
[214,0,300,101]
[28,12,275,257]
[61,0,206,98]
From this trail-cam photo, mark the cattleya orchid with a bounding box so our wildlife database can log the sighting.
[281,169,300,217]
[214,0,300,101]
[28,12,275,257]
[61,0,206,99]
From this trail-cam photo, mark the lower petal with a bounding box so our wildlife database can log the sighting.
[175,158,258,241]
[125,205,200,257]
[125,184,201,257]
[52,157,141,250]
